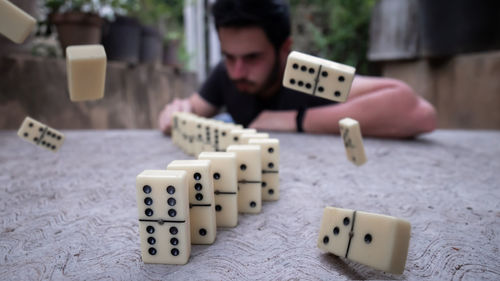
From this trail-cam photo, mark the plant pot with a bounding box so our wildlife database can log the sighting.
[102,16,141,64]
[140,25,163,64]
[163,39,182,68]
[50,11,103,53]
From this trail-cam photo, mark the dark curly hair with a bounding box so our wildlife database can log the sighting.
[212,0,291,50]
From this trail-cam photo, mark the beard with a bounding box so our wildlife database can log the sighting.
[231,54,281,97]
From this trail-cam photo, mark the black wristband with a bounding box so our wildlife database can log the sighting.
[296,107,306,133]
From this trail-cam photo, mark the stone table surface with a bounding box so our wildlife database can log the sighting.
[0,130,499,280]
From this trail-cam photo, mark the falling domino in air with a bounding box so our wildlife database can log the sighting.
[66,44,107,102]
[339,117,367,166]
[0,0,36,44]
[283,51,356,103]
[17,116,65,152]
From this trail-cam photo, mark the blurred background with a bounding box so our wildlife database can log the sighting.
[1,0,499,130]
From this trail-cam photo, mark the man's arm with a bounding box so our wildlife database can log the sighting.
[158,93,219,134]
[249,76,437,138]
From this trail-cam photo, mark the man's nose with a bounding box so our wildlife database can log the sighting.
[231,59,248,79]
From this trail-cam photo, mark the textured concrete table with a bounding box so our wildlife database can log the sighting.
[1,130,499,280]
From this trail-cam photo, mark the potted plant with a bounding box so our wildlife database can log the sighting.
[45,0,106,53]
[101,0,143,63]
[163,30,184,68]
[134,0,177,64]
[129,0,184,67]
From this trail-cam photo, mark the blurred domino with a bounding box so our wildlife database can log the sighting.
[0,0,36,44]
[283,51,355,102]
[183,114,198,155]
[229,128,257,145]
[211,120,228,151]
[171,112,182,146]
[191,116,205,155]
[202,119,218,151]
[339,117,367,166]
[66,44,107,102]
[317,206,411,274]
[240,133,269,144]
[17,116,64,152]
[136,170,191,264]
[216,123,243,151]
[178,113,191,153]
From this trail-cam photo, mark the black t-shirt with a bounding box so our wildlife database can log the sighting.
[199,62,335,127]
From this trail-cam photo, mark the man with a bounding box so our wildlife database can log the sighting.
[158,0,436,138]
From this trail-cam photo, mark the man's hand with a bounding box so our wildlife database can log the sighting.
[158,98,192,135]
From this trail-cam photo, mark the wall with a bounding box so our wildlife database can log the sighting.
[369,0,500,129]
[0,54,197,129]
[382,51,500,129]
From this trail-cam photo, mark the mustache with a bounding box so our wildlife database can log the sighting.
[231,78,256,86]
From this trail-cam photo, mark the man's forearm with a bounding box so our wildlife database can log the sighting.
[249,77,436,138]
[249,110,298,131]
[303,87,436,138]
[250,95,435,137]
[189,93,219,117]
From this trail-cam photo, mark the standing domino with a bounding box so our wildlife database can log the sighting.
[178,113,192,153]
[339,117,367,166]
[211,122,228,151]
[248,138,280,201]
[66,44,107,102]
[136,170,191,264]
[17,116,65,152]
[317,207,411,274]
[171,112,183,146]
[283,51,355,102]
[239,133,269,144]
[167,160,217,244]
[182,114,198,155]
[198,152,239,227]
[204,119,220,151]
[217,123,243,151]
[227,145,262,213]
[0,0,36,44]
[190,116,205,155]
[229,129,257,145]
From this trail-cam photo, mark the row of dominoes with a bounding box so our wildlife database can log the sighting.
[137,113,280,264]
[170,112,280,201]
[171,112,268,155]
[171,112,281,202]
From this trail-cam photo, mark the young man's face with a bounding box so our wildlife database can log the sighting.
[218,26,280,96]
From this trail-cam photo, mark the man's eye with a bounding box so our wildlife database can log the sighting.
[245,54,259,61]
